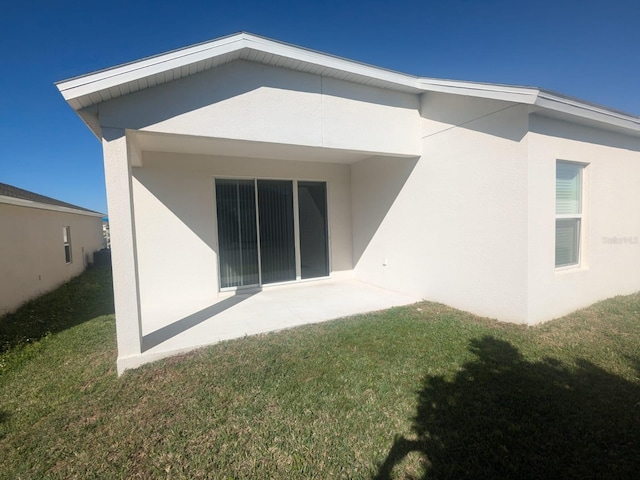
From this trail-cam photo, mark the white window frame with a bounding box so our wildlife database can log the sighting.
[555,161,585,269]
[63,226,72,264]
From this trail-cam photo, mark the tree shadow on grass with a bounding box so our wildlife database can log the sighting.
[0,409,8,440]
[0,264,114,355]
[375,336,640,479]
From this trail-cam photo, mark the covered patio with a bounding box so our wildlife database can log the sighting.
[115,278,419,371]
[57,33,423,374]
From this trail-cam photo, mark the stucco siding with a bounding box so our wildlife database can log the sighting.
[0,204,103,314]
[352,92,531,322]
[99,60,421,157]
[58,33,640,374]
[132,151,353,311]
[526,114,640,323]
[319,76,421,155]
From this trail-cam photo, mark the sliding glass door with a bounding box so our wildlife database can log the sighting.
[257,180,296,284]
[298,181,329,279]
[215,179,259,288]
[215,178,329,288]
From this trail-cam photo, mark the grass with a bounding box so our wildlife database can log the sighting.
[0,266,639,479]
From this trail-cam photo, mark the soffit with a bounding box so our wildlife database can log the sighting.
[56,32,640,138]
[132,131,415,165]
[57,33,423,112]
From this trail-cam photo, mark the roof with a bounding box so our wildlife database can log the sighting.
[56,32,640,137]
[0,182,103,217]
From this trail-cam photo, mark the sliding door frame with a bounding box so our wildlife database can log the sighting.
[213,176,331,291]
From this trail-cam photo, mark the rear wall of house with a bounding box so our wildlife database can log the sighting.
[351,92,532,323]
[0,204,103,314]
[131,151,353,310]
[99,60,421,158]
[526,114,640,323]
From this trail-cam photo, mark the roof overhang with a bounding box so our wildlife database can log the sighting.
[533,90,640,133]
[56,32,423,112]
[56,32,640,139]
[0,195,104,217]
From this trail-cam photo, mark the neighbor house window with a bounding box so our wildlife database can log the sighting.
[555,161,584,267]
[63,226,72,264]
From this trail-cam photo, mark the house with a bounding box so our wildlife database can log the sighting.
[56,33,640,374]
[0,183,104,314]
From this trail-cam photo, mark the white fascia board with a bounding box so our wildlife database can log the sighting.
[417,77,540,104]
[240,35,421,91]
[535,90,640,133]
[0,196,104,218]
[56,33,422,108]
[56,34,248,105]
[56,32,640,135]
[417,77,640,134]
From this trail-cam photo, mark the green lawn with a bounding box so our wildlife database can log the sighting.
[1,266,639,479]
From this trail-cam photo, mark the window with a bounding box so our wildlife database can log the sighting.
[63,226,72,264]
[555,162,584,267]
[215,178,329,288]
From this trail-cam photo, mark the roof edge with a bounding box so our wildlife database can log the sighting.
[535,89,640,130]
[0,195,104,217]
[56,31,640,135]
[55,31,246,86]
[417,77,540,104]
[56,32,422,107]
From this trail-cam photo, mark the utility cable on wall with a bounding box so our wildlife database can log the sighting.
[421,103,521,139]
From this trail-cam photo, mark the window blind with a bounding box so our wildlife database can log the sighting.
[555,218,580,267]
[257,180,296,284]
[556,163,582,215]
[215,179,259,288]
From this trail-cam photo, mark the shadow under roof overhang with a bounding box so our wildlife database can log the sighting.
[131,130,421,167]
[529,90,640,138]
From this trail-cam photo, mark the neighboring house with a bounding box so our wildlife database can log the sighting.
[0,183,104,314]
[56,33,640,374]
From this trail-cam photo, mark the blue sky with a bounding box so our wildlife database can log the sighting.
[1,0,638,214]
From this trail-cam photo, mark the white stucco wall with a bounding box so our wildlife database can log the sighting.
[96,61,422,373]
[98,60,421,157]
[95,55,640,375]
[0,204,103,314]
[352,94,640,325]
[352,92,531,322]
[132,151,353,311]
[526,114,640,323]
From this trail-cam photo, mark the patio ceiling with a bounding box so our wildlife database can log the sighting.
[132,130,417,165]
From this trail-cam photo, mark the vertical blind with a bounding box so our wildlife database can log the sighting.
[215,179,259,288]
[257,180,296,284]
[216,178,327,287]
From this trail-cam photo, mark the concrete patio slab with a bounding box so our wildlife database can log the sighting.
[119,279,420,372]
